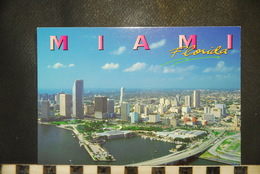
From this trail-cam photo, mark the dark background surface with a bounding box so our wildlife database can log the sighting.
[0,0,259,165]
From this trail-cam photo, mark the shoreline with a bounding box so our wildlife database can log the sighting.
[38,122,116,162]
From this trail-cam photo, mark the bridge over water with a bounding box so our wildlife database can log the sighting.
[128,131,225,166]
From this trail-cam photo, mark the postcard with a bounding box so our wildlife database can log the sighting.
[37,27,241,165]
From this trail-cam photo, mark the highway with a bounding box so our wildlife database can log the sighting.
[128,131,225,166]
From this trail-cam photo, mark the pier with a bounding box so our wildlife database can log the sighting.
[53,123,116,162]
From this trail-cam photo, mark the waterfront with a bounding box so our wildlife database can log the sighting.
[38,124,226,165]
[38,124,174,165]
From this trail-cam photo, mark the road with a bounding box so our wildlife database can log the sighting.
[128,131,225,166]
[208,133,240,162]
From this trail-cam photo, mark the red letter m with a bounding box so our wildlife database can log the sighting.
[50,36,68,50]
[179,35,197,49]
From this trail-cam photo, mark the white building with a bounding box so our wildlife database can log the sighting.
[203,114,215,124]
[130,112,139,123]
[159,98,165,105]
[120,87,125,106]
[149,114,161,123]
[185,95,191,107]
[204,107,211,114]
[158,106,167,114]
[182,106,191,114]
[193,90,200,108]
[215,104,226,115]
[165,99,171,106]
[84,104,94,115]
[211,108,222,119]
[59,94,72,117]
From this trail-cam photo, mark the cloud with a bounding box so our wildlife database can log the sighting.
[124,62,147,72]
[163,65,197,74]
[112,46,126,55]
[102,63,119,70]
[203,61,233,73]
[230,49,239,54]
[69,64,75,67]
[148,65,162,72]
[47,62,75,69]
[216,74,231,79]
[150,39,166,49]
[176,76,184,80]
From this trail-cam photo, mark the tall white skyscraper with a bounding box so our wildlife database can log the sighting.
[60,94,72,117]
[120,87,125,106]
[185,95,191,107]
[193,90,200,108]
[72,80,84,118]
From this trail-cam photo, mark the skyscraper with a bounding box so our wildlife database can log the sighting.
[130,112,139,123]
[121,102,129,121]
[120,87,125,106]
[185,95,191,107]
[72,80,84,118]
[41,100,50,119]
[60,94,72,117]
[193,90,200,108]
[94,95,107,119]
[94,95,107,112]
[107,99,114,113]
[215,104,226,115]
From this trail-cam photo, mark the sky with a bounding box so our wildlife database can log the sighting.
[37,27,240,90]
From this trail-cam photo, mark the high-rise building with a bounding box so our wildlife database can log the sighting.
[185,95,191,107]
[148,113,161,123]
[41,100,50,119]
[94,95,107,118]
[165,99,171,106]
[130,112,139,123]
[203,114,215,124]
[144,106,150,116]
[121,102,129,121]
[182,106,191,114]
[159,98,165,106]
[204,107,211,114]
[55,91,65,105]
[176,95,181,105]
[193,90,200,108]
[59,94,72,117]
[215,104,226,115]
[84,104,94,115]
[72,80,84,118]
[107,99,114,113]
[134,103,144,114]
[211,108,222,119]
[120,87,125,106]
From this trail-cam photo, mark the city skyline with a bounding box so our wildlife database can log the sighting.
[38,27,240,90]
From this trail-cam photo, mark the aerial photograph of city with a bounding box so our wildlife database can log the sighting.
[37,27,241,165]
